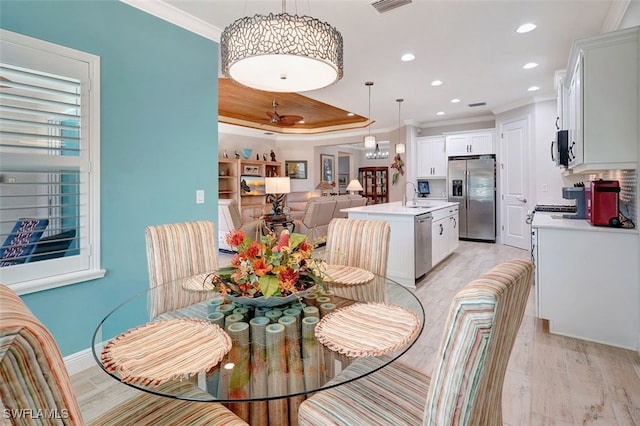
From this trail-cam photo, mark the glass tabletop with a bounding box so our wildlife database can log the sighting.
[91,273,424,403]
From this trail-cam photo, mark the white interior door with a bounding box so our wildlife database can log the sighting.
[501,117,529,249]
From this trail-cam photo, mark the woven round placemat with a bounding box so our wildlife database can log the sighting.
[181,273,217,292]
[323,264,375,286]
[101,318,231,386]
[315,302,421,357]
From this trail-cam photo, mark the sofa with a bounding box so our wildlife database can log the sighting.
[217,199,261,251]
[290,194,367,244]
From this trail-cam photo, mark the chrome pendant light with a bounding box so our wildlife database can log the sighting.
[395,98,406,154]
[364,81,376,149]
[221,0,343,93]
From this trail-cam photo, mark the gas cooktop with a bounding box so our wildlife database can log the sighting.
[534,204,577,213]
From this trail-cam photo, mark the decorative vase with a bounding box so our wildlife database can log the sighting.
[241,148,252,159]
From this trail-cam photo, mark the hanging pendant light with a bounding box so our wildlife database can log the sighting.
[364,81,376,149]
[395,98,406,154]
[221,0,343,93]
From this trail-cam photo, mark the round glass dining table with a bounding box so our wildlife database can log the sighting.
[91,273,425,406]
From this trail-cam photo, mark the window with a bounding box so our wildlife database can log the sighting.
[0,30,104,294]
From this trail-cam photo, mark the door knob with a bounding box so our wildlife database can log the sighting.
[517,196,527,203]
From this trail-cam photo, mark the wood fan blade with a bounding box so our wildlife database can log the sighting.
[279,115,303,126]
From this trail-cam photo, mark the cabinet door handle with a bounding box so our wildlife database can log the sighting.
[439,223,444,235]
[453,218,457,228]
[555,116,560,130]
[550,140,556,161]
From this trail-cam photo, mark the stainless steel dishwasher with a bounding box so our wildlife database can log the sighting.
[415,212,433,279]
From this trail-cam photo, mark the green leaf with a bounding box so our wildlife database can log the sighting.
[259,274,280,298]
[216,266,236,278]
[289,233,307,249]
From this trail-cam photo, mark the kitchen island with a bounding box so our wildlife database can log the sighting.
[342,200,459,288]
[532,211,639,350]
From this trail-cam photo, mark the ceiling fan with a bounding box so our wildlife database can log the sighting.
[266,100,303,126]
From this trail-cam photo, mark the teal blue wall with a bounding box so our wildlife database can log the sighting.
[1,1,219,356]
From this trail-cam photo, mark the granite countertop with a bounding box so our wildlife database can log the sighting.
[342,201,459,216]
[532,211,638,234]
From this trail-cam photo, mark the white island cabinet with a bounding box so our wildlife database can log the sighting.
[342,201,459,288]
[532,213,639,350]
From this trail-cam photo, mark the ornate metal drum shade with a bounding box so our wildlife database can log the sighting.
[221,13,343,93]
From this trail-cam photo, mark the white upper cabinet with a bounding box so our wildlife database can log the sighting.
[565,26,639,173]
[446,130,495,157]
[416,136,446,178]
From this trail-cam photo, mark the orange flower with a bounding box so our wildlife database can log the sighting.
[252,257,273,276]
[230,253,242,267]
[226,229,246,247]
[299,240,312,253]
[278,267,299,290]
[245,241,262,259]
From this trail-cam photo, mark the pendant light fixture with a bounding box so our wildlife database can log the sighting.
[364,81,376,149]
[395,98,406,154]
[221,0,343,93]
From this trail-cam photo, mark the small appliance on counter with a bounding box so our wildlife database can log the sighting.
[417,179,430,198]
[561,184,587,219]
[586,180,621,227]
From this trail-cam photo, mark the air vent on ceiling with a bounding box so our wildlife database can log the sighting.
[468,102,487,108]
[372,0,412,14]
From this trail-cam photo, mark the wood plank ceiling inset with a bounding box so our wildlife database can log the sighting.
[218,78,371,134]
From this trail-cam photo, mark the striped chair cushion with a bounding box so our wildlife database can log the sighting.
[325,219,390,303]
[298,259,534,426]
[0,284,248,426]
[298,356,430,426]
[145,221,219,316]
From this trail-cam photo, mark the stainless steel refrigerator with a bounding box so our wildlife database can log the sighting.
[448,155,496,242]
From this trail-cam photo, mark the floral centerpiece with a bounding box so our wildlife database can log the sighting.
[213,228,326,305]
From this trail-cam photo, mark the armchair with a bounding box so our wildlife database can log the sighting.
[0,218,49,267]
[218,199,261,251]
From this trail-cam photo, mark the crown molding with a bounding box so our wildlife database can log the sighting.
[120,0,222,41]
[602,0,631,32]
[418,114,496,129]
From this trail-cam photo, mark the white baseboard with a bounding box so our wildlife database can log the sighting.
[63,348,98,376]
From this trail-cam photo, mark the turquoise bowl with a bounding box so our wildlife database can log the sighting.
[241,148,252,159]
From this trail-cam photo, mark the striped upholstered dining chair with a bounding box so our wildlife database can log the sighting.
[324,218,391,303]
[298,258,534,426]
[0,284,248,426]
[145,220,218,316]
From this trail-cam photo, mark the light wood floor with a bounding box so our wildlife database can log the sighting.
[71,241,640,425]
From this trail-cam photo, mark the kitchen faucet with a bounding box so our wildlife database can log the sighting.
[403,182,418,206]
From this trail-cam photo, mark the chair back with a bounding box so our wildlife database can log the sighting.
[325,218,390,302]
[0,284,84,424]
[145,221,218,316]
[423,259,534,426]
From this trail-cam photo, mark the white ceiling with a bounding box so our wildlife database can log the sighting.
[161,0,626,133]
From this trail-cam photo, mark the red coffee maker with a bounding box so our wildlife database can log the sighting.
[587,180,620,226]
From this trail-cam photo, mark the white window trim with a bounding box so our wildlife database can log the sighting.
[0,30,105,295]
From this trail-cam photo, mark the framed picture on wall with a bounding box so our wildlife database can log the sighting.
[285,160,307,179]
[242,165,260,175]
[320,154,334,183]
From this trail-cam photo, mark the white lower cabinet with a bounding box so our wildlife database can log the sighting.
[535,224,639,350]
[431,205,459,266]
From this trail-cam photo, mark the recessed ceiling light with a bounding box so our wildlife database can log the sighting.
[298,120,305,124]
[523,62,538,69]
[528,86,540,92]
[431,80,443,86]
[347,112,355,116]
[450,98,461,103]
[516,23,536,33]
[436,111,445,116]
[401,53,415,62]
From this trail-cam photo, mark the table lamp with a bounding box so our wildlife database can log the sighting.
[315,181,334,196]
[346,179,364,195]
[265,177,291,220]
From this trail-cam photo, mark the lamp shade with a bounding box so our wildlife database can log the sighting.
[346,179,364,192]
[364,135,376,149]
[265,177,291,194]
[395,143,406,154]
[221,13,343,92]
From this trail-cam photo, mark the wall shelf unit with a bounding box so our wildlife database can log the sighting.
[218,158,282,223]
